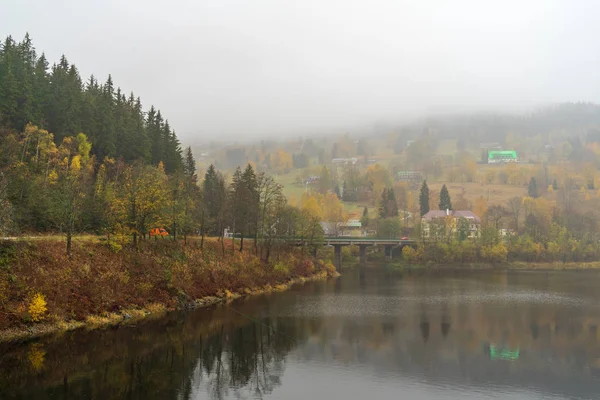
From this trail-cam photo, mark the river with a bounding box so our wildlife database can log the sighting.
[2,269,600,399]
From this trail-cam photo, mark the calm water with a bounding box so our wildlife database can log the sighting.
[2,269,600,399]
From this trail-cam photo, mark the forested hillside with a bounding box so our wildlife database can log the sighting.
[0,34,182,171]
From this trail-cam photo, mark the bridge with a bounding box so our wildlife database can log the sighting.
[288,237,418,271]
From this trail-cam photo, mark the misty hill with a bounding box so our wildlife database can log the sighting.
[401,103,600,143]
[0,34,182,173]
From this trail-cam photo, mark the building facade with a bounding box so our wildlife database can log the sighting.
[421,210,481,239]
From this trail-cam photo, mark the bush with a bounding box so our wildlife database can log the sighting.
[28,293,47,322]
[402,246,421,264]
[481,243,508,264]
[273,261,291,275]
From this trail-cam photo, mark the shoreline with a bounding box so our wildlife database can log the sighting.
[0,270,337,344]
[394,261,600,271]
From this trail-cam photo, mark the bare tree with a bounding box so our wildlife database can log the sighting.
[486,205,508,230]
[507,197,522,232]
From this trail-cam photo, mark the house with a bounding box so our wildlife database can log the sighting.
[331,157,358,165]
[421,210,481,239]
[396,171,424,182]
[305,175,320,185]
[488,150,518,164]
[320,219,363,237]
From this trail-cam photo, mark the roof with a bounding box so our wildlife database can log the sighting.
[488,150,517,158]
[422,210,481,223]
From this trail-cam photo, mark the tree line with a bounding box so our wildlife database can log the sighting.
[0,34,183,173]
[0,34,328,257]
[0,124,323,259]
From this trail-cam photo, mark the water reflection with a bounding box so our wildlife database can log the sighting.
[2,270,600,399]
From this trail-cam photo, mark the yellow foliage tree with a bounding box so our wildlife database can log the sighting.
[113,162,170,247]
[323,192,347,236]
[269,150,293,174]
[473,196,488,219]
[300,192,324,220]
[51,133,94,256]
[366,164,390,204]
[28,293,47,322]
[27,344,46,371]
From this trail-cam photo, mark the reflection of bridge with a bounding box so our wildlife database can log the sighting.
[289,237,418,271]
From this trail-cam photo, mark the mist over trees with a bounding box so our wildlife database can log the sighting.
[0,34,183,172]
[0,34,325,258]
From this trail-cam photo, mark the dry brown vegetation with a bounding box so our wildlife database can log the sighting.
[0,238,336,338]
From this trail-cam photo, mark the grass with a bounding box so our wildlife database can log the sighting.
[427,182,527,206]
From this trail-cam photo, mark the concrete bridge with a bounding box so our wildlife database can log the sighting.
[290,237,418,271]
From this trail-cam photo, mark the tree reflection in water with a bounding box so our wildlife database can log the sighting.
[0,301,306,400]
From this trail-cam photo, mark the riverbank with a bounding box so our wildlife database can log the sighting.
[391,260,600,271]
[0,238,337,343]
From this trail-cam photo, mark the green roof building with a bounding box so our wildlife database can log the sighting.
[488,150,518,164]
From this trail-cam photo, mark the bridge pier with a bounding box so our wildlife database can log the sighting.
[359,244,368,266]
[384,245,394,260]
[334,244,343,272]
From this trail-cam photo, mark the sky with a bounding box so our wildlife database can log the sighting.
[3,0,600,141]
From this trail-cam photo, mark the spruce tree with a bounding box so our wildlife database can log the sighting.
[388,188,399,217]
[439,184,452,210]
[378,188,389,218]
[361,206,369,227]
[528,177,539,198]
[419,180,430,217]
[239,164,259,251]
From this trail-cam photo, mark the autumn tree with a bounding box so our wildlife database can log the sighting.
[268,150,293,174]
[376,218,402,239]
[298,192,324,249]
[473,196,488,220]
[366,164,390,204]
[256,173,285,260]
[115,162,170,247]
[419,180,430,216]
[49,133,93,256]
[91,157,120,241]
[486,205,508,230]
[323,191,346,236]
[438,184,452,211]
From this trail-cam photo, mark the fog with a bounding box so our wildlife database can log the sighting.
[3,0,600,140]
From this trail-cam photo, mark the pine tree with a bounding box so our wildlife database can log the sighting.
[239,164,259,251]
[183,147,196,181]
[378,188,389,218]
[361,206,369,228]
[419,180,430,217]
[387,188,399,217]
[202,164,226,237]
[439,184,452,210]
[528,177,539,198]
[228,166,243,252]
[318,165,331,194]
